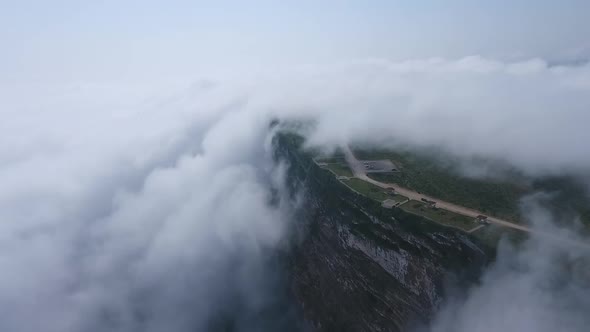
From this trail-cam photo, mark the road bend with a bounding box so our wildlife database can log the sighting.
[342,145,590,251]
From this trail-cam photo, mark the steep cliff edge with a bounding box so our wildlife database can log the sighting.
[273,132,491,332]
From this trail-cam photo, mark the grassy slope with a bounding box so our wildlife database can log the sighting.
[316,157,346,164]
[387,194,409,204]
[470,224,527,248]
[342,178,390,202]
[342,178,408,204]
[357,149,527,221]
[400,200,477,232]
[276,131,503,251]
[532,176,590,226]
[324,163,354,177]
[357,147,590,227]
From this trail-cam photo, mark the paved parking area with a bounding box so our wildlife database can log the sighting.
[359,159,399,173]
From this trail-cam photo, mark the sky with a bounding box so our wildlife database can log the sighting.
[1,1,590,331]
[3,0,590,84]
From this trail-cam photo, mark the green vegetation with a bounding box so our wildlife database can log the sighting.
[387,194,409,204]
[323,163,354,177]
[356,147,590,227]
[470,224,527,248]
[470,225,505,247]
[532,176,590,226]
[399,200,477,232]
[315,157,346,164]
[275,131,498,253]
[342,178,389,202]
[357,148,527,221]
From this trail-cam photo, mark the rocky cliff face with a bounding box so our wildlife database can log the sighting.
[273,132,490,332]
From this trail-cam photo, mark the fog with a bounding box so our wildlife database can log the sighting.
[2,54,590,331]
[264,58,590,175]
[424,195,590,332]
[0,82,304,331]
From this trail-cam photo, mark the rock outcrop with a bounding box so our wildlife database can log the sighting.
[273,132,490,332]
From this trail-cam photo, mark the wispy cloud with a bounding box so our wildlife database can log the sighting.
[1,56,590,331]
[423,195,590,332]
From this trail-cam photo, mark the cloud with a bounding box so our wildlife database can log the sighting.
[0,82,299,331]
[422,195,590,332]
[256,57,590,176]
[1,56,590,331]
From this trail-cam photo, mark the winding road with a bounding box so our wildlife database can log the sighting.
[339,146,590,252]
[342,146,533,233]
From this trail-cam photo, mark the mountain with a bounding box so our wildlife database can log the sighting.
[273,132,491,331]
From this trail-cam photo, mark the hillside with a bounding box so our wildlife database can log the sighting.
[273,132,491,331]
[353,148,590,227]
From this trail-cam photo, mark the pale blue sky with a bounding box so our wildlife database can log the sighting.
[3,0,590,83]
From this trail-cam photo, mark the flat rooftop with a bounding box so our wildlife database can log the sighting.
[359,159,399,173]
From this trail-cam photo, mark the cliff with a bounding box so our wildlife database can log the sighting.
[273,132,490,332]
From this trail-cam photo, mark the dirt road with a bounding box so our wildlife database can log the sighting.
[342,146,590,250]
[334,145,590,251]
[342,146,532,232]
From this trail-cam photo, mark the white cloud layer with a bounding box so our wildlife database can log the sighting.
[257,57,590,175]
[424,196,590,332]
[0,81,296,331]
[1,56,590,331]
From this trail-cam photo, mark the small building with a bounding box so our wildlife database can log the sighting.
[475,215,489,224]
[421,198,436,208]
